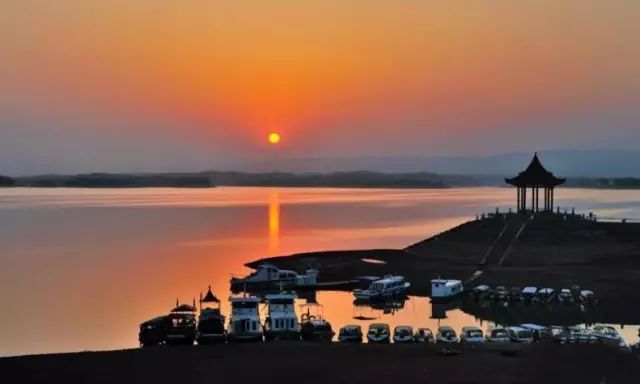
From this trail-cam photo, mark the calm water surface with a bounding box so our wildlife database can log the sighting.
[1,187,639,356]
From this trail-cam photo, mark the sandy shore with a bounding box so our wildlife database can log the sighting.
[2,343,638,384]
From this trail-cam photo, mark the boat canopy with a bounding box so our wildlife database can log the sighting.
[171,304,196,313]
[522,287,537,295]
[201,286,220,303]
[473,285,490,292]
[520,323,548,331]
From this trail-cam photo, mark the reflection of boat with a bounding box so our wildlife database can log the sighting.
[430,297,462,319]
[460,326,484,343]
[231,264,318,291]
[300,303,334,342]
[263,292,301,341]
[568,327,597,344]
[196,286,226,344]
[367,323,391,344]
[414,328,434,343]
[166,302,197,345]
[521,287,537,303]
[338,325,363,343]
[228,296,262,342]
[353,275,410,300]
[520,323,553,342]
[579,290,596,305]
[436,326,458,343]
[486,327,510,343]
[393,326,414,343]
[353,296,408,318]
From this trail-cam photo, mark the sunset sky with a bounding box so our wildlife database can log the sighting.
[2,1,640,174]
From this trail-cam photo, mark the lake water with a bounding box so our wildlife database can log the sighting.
[1,187,639,356]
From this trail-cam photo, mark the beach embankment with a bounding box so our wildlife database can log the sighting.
[1,343,638,384]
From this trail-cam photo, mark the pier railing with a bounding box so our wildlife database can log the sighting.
[476,207,640,224]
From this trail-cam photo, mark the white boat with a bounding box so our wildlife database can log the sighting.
[579,290,596,304]
[507,326,533,343]
[227,296,262,342]
[338,325,363,343]
[568,327,598,344]
[263,292,301,341]
[431,279,463,301]
[436,326,458,343]
[535,288,555,303]
[486,327,510,343]
[367,323,391,343]
[414,328,434,343]
[353,275,410,300]
[558,289,574,304]
[591,325,622,345]
[393,326,414,343]
[471,285,491,300]
[460,326,484,343]
[231,264,318,290]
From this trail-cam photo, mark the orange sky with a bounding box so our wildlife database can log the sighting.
[1,1,640,173]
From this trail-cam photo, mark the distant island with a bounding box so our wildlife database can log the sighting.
[2,171,640,189]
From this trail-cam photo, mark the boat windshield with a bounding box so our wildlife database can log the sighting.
[467,330,483,338]
[232,301,258,309]
[518,331,533,339]
[492,330,508,338]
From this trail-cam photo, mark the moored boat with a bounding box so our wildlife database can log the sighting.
[263,292,301,341]
[166,302,197,345]
[367,323,391,343]
[139,316,168,347]
[414,328,434,343]
[486,327,510,343]
[227,295,262,342]
[591,325,622,345]
[300,303,335,342]
[196,286,226,344]
[431,279,463,302]
[507,326,533,343]
[353,275,410,300]
[436,326,458,343]
[393,326,414,343]
[230,264,318,291]
[338,325,363,343]
[558,289,574,304]
[460,326,484,343]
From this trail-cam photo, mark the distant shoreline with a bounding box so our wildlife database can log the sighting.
[2,171,640,189]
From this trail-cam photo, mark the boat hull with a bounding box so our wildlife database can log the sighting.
[367,336,390,344]
[196,333,227,344]
[228,332,263,342]
[264,330,301,342]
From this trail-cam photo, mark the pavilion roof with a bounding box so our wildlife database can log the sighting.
[505,153,566,187]
[201,286,220,303]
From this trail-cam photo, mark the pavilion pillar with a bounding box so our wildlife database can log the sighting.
[522,187,527,212]
[535,187,539,212]
[531,186,534,212]
[550,188,554,211]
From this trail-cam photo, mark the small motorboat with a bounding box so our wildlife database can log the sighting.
[579,290,597,305]
[431,279,463,302]
[507,326,533,343]
[393,326,414,343]
[558,289,575,304]
[139,316,168,347]
[230,264,318,291]
[591,325,622,345]
[486,327,510,343]
[494,286,508,301]
[353,276,410,301]
[414,328,434,343]
[460,326,484,343]
[471,285,491,300]
[509,287,522,302]
[521,287,537,304]
[300,303,335,342]
[535,288,555,304]
[367,323,391,344]
[520,324,553,342]
[436,326,458,344]
[338,325,363,343]
[196,286,226,344]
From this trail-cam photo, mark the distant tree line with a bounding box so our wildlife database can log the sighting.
[0,175,15,186]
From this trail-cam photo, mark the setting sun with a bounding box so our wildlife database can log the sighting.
[268,133,281,144]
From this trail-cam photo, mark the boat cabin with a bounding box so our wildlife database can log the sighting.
[507,326,534,343]
[431,279,463,299]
